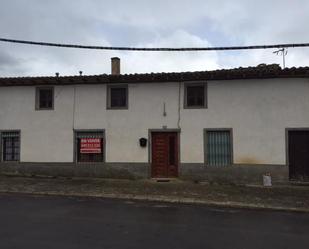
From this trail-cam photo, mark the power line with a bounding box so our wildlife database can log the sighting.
[1,37,309,52]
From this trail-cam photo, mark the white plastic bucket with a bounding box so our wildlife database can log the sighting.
[263,174,272,187]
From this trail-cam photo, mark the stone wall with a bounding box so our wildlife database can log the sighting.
[180,164,289,185]
[0,162,149,179]
[0,162,289,185]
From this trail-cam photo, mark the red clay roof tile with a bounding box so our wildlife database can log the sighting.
[0,64,308,86]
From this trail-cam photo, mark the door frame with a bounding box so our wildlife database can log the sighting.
[148,129,181,178]
[285,128,309,180]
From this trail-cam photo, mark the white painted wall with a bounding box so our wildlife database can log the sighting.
[0,78,308,164]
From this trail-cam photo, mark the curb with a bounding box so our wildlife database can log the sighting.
[1,190,309,213]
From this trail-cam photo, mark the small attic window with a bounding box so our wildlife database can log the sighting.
[107,85,128,109]
[184,82,207,108]
[36,87,54,110]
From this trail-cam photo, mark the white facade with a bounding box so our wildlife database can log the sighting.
[0,78,309,165]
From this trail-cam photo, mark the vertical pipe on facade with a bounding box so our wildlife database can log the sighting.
[177,82,181,129]
[72,85,76,129]
[72,85,77,164]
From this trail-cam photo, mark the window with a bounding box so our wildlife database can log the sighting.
[75,131,104,163]
[205,129,232,166]
[107,85,128,109]
[36,87,54,110]
[184,83,207,108]
[1,131,20,162]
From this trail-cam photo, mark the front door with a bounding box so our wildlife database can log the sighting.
[288,130,309,181]
[151,132,179,178]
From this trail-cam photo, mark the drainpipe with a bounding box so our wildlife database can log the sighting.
[177,82,181,129]
[72,85,76,129]
[72,85,77,165]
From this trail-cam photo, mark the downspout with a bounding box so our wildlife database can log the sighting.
[72,85,76,165]
[72,85,76,130]
[177,81,181,129]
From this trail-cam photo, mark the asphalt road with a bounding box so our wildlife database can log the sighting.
[0,194,308,249]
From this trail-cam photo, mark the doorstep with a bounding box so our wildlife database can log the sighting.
[150,178,180,183]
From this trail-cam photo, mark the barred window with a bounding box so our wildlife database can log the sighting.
[1,132,20,162]
[206,130,232,166]
[75,131,104,163]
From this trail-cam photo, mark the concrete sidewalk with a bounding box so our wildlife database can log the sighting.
[0,175,308,212]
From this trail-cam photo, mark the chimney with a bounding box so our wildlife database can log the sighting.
[111,57,120,75]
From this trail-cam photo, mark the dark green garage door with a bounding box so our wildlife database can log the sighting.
[206,130,232,166]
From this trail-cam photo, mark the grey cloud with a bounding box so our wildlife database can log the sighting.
[0,50,27,76]
[0,51,17,66]
[0,0,308,76]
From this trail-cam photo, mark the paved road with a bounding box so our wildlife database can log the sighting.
[0,194,308,249]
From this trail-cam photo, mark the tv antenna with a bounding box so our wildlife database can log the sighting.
[273,48,288,68]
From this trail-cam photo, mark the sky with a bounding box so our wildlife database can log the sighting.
[0,0,308,77]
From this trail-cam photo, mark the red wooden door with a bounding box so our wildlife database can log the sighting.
[151,132,178,178]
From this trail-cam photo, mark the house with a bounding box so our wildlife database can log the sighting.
[0,57,309,184]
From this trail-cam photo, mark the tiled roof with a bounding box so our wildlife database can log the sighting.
[0,64,308,86]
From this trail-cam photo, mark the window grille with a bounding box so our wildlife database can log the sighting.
[1,131,20,161]
[206,130,232,166]
[184,83,207,108]
[75,131,104,163]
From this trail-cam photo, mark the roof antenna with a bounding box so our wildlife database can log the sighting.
[273,48,288,68]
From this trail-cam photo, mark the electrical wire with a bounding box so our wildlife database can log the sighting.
[1,37,309,52]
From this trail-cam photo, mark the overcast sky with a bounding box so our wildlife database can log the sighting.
[0,0,308,77]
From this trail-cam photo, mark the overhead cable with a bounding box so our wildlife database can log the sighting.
[1,37,309,52]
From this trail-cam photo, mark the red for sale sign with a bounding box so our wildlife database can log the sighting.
[80,138,102,154]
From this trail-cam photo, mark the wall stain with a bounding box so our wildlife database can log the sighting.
[235,157,264,164]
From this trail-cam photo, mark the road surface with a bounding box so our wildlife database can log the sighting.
[0,193,308,249]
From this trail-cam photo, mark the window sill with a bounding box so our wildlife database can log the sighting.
[184,106,208,109]
[106,107,128,110]
[35,108,54,111]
